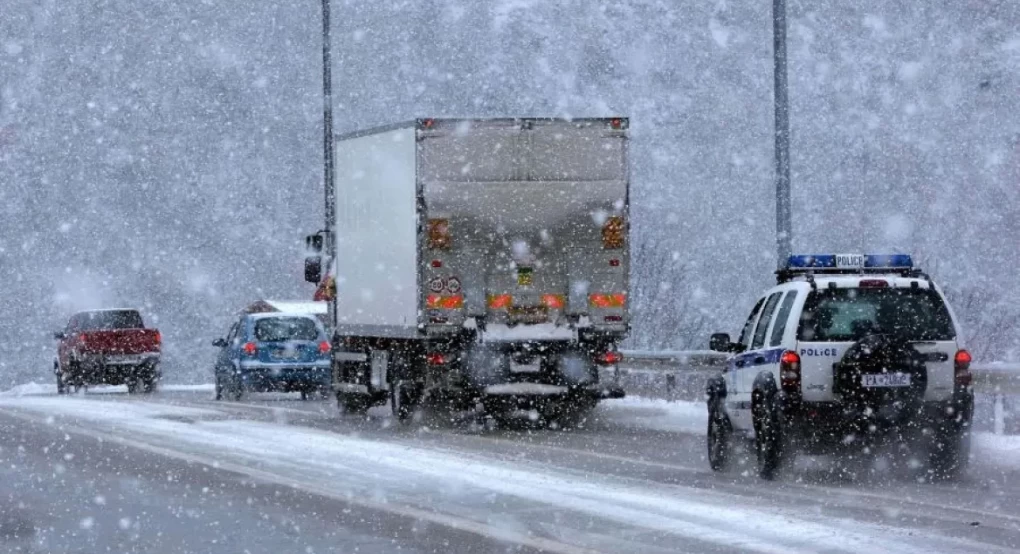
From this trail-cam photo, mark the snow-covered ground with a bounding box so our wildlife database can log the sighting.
[0,382,214,397]
[0,393,1005,554]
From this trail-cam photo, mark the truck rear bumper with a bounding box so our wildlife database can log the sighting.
[483,383,624,399]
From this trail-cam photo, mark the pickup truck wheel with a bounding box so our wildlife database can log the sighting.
[127,379,139,394]
[214,376,223,400]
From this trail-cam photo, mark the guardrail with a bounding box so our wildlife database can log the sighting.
[612,350,1020,435]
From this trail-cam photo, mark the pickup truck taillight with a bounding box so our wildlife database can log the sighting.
[155,330,162,346]
[242,342,258,356]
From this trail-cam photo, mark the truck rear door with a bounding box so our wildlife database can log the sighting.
[419,119,629,334]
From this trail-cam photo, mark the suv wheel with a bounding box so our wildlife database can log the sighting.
[753,394,789,480]
[707,402,732,472]
[929,427,970,482]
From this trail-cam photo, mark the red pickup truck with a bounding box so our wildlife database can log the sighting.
[54,309,162,394]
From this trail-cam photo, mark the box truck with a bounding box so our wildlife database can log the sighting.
[304,118,628,424]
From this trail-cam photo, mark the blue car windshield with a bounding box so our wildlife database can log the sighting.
[253,317,319,342]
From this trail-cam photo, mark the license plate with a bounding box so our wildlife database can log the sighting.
[517,267,533,286]
[510,362,541,373]
[108,356,141,364]
[862,373,911,388]
[508,306,548,323]
[273,349,301,360]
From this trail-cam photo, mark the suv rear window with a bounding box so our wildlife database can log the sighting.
[797,288,954,342]
[76,310,144,331]
[254,317,320,342]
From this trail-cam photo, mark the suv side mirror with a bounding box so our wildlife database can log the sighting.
[212,338,228,348]
[304,256,322,284]
[709,333,732,353]
[54,331,66,340]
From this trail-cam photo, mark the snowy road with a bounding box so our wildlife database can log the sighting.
[2,388,1019,553]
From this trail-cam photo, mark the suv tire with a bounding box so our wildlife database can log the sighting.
[929,427,970,482]
[753,392,788,480]
[707,402,732,472]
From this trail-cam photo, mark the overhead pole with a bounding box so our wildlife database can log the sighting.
[773,0,792,268]
[322,0,335,251]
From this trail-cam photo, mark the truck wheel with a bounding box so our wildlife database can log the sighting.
[337,392,369,416]
[56,368,67,396]
[214,376,223,401]
[707,402,733,472]
[391,382,421,423]
[929,428,970,482]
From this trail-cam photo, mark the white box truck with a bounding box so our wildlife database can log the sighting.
[304,118,629,423]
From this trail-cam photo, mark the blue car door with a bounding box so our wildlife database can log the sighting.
[215,321,241,377]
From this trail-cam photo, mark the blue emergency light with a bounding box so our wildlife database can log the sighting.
[785,254,913,270]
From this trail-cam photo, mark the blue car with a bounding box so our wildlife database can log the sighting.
[213,313,331,400]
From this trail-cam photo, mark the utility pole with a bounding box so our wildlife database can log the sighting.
[773,0,792,267]
[322,0,335,251]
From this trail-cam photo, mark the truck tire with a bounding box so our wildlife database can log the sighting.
[337,392,370,416]
[127,379,139,394]
[214,376,223,400]
[391,382,422,423]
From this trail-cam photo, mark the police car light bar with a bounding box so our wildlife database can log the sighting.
[785,254,913,271]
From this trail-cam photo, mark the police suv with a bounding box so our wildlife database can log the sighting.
[705,254,973,480]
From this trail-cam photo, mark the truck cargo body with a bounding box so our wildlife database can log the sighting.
[313,118,630,422]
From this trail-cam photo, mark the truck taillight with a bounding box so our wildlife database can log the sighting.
[598,351,622,365]
[318,341,331,354]
[541,294,565,310]
[589,293,626,308]
[427,219,451,250]
[602,216,624,249]
[426,352,447,366]
[779,351,801,393]
[427,294,463,309]
[242,342,257,356]
[487,294,513,310]
[155,331,162,345]
[954,349,972,387]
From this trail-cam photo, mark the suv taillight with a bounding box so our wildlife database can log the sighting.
[779,350,801,393]
[954,349,972,388]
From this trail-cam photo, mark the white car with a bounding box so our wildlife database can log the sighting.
[705,254,974,480]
